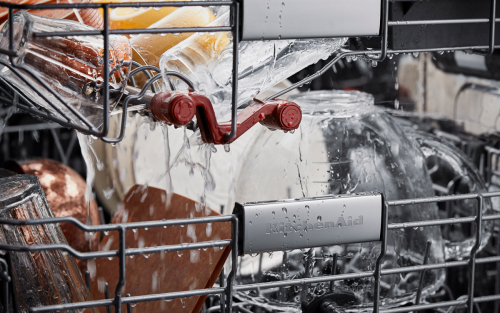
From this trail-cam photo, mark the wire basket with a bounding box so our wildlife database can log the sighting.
[0,0,500,313]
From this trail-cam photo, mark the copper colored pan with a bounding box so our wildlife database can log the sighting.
[6,158,100,273]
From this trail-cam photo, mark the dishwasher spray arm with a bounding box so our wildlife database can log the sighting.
[148,90,302,145]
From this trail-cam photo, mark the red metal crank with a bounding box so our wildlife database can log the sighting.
[149,91,302,145]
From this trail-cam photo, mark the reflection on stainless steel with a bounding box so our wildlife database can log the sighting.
[7,159,100,273]
[0,174,95,312]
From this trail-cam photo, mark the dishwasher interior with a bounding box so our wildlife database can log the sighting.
[1,0,500,312]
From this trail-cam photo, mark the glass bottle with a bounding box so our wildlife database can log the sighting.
[160,11,347,119]
[131,6,216,88]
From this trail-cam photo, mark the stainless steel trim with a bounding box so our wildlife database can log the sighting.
[240,0,381,41]
[235,192,383,255]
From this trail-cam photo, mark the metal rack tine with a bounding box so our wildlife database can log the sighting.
[415,241,432,307]
[85,271,91,292]
[105,282,112,313]
[330,253,338,292]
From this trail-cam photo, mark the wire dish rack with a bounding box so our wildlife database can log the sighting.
[1,0,500,313]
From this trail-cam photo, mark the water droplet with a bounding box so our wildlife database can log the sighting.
[272,211,275,216]
[412,52,420,58]
[224,144,230,152]
[177,250,183,257]
[305,205,309,210]
[317,216,322,222]
[282,207,287,214]
[394,99,400,109]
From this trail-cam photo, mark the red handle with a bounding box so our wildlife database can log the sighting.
[150,91,302,145]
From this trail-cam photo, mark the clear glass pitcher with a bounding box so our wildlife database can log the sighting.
[0,174,95,313]
[234,90,446,312]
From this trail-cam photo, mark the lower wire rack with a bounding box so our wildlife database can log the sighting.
[0,192,498,313]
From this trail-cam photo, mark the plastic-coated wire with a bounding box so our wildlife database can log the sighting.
[373,201,389,313]
[467,195,483,313]
[32,26,233,38]
[10,208,500,312]
[127,63,162,92]
[0,258,9,312]
[415,241,432,306]
[0,1,230,9]
[225,214,239,312]
[0,214,233,231]
[473,0,496,56]
[100,74,161,143]
[369,0,389,62]
[0,59,80,127]
[9,61,99,132]
[228,1,239,141]
[100,70,193,143]
[2,123,61,133]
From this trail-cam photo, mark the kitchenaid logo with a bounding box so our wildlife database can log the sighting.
[265,216,363,235]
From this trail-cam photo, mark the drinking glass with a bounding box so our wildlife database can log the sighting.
[0,12,131,128]
[0,174,95,312]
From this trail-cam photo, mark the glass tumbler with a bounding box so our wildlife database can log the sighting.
[0,12,131,128]
[404,129,494,260]
[0,174,95,313]
[234,90,446,312]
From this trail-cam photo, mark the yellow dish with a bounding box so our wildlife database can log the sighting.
[107,0,185,30]
[131,6,215,68]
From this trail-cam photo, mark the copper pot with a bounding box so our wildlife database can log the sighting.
[6,158,100,273]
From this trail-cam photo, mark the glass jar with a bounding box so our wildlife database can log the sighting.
[234,90,445,312]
